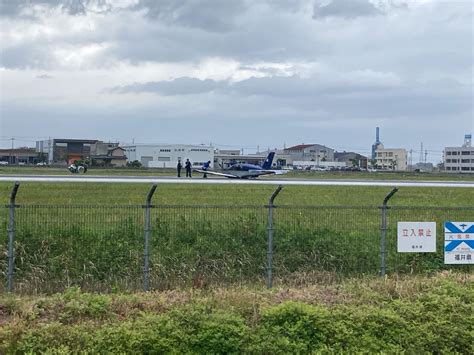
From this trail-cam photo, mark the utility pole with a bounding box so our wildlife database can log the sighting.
[9,138,15,165]
[48,136,52,163]
[409,149,413,170]
[419,142,423,163]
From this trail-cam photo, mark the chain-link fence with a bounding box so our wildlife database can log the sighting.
[1,185,473,294]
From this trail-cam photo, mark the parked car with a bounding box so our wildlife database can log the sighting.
[36,162,48,166]
[18,162,26,166]
[0,161,8,165]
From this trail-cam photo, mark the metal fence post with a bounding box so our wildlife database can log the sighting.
[380,187,399,277]
[144,184,157,292]
[266,185,283,289]
[7,182,20,293]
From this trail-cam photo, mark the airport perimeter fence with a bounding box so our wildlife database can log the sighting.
[1,184,473,294]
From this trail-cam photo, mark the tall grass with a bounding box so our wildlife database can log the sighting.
[1,202,472,294]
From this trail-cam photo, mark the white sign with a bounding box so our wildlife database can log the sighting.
[444,222,474,264]
[397,222,436,252]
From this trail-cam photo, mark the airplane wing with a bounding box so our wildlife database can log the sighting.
[270,169,289,175]
[194,169,242,178]
[194,169,276,179]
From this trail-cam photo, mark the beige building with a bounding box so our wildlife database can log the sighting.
[375,145,407,171]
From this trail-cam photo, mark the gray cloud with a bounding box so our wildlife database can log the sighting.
[313,0,382,19]
[0,45,52,69]
[1,0,472,155]
[36,74,54,79]
[111,74,472,121]
[111,77,223,96]
[134,0,246,32]
[0,0,90,17]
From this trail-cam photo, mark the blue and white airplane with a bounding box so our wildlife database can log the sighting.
[195,152,286,179]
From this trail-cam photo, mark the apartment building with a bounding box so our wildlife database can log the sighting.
[375,144,407,171]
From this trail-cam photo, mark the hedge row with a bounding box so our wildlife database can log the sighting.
[1,275,472,353]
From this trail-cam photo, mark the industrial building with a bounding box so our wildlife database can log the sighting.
[123,144,213,168]
[0,148,40,165]
[36,139,127,166]
[36,138,97,164]
[369,127,407,171]
[334,152,368,169]
[444,134,473,173]
[371,127,383,161]
[283,144,335,165]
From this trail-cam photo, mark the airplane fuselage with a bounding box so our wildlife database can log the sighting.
[227,163,263,171]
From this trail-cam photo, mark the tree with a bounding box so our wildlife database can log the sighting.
[36,152,47,163]
[127,160,142,168]
[349,158,359,167]
[390,159,398,171]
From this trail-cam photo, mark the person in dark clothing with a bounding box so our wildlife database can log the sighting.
[185,159,192,178]
[177,160,182,177]
[202,160,211,178]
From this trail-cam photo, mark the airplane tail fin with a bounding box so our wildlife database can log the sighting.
[261,152,275,170]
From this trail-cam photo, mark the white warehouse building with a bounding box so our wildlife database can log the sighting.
[123,144,214,168]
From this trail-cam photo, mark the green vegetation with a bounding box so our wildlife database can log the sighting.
[0,181,473,206]
[0,273,472,353]
[0,202,472,293]
[0,182,472,293]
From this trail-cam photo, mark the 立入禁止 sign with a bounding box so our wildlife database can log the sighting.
[397,222,436,253]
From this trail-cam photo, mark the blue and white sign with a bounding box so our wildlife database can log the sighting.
[444,222,474,264]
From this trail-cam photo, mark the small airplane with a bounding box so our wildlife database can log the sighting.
[194,152,287,179]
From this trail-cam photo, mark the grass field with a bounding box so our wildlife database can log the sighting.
[1,272,472,353]
[0,179,472,293]
[0,181,473,206]
[1,164,473,206]
[0,175,472,353]
[1,171,472,294]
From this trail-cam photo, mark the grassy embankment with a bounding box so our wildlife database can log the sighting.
[0,272,472,353]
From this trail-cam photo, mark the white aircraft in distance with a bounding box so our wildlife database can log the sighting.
[194,152,287,179]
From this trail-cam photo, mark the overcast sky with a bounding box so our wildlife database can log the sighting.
[0,0,472,161]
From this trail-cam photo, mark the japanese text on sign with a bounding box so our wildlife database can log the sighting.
[397,222,436,253]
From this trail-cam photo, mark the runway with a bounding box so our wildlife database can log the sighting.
[1,175,474,188]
